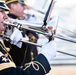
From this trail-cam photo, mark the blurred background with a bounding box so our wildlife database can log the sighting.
[25,0,76,75]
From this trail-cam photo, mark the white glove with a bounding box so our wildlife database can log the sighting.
[10,27,23,48]
[40,41,57,63]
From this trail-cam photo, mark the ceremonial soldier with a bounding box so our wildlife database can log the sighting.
[5,0,39,65]
[0,0,56,75]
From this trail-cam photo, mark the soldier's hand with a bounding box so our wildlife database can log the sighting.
[40,41,57,64]
[10,27,23,48]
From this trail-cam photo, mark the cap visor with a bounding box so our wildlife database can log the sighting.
[0,3,9,11]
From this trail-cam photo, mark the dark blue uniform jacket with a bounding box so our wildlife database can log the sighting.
[0,50,51,75]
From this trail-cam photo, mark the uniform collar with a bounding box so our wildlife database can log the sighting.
[7,13,18,19]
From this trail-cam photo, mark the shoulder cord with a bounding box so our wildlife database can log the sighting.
[21,61,47,74]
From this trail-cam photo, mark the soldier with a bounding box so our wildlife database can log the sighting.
[0,0,56,75]
[5,0,39,65]
[0,0,57,75]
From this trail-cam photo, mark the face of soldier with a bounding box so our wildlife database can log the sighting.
[11,2,26,17]
[0,8,8,33]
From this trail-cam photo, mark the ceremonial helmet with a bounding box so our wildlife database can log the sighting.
[5,0,27,5]
[0,0,9,11]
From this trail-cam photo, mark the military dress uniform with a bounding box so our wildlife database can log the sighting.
[0,39,51,75]
[0,37,51,75]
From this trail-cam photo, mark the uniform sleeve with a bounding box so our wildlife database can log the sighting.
[22,54,51,75]
[0,54,51,75]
